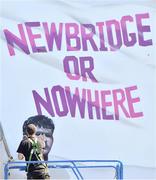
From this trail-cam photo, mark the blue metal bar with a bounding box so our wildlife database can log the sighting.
[68,166,80,180]
[71,161,84,179]
[47,164,81,180]
[71,165,117,179]
[4,160,123,180]
[119,161,123,179]
[75,165,116,169]
[4,163,9,180]
[7,164,81,179]
[5,159,122,165]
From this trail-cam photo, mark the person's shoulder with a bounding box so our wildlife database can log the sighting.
[17,139,30,150]
[21,138,31,145]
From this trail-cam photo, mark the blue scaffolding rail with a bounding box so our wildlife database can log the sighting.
[4,160,123,180]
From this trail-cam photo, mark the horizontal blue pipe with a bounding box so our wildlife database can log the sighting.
[4,160,123,180]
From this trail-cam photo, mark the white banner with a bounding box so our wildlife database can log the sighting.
[0,0,156,168]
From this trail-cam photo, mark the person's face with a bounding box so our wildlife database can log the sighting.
[35,126,53,156]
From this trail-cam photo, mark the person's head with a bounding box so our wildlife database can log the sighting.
[23,115,55,160]
[26,124,37,136]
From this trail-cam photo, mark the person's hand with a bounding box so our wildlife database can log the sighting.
[18,153,25,160]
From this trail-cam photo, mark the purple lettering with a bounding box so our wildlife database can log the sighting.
[80,56,97,82]
[63,56,80,80]
[113,89,130,120]
[101,90,114,120]
[136,13,152,46]
[51,85,68,116]
[65,87,86,118]
[87,90,101,119]
[125,86,143,118]
[43,22,63,51]
[32,88,54,116]
[106,20,122,51]
[3,24,30,56]
[121,15,137,46]
[65,23,81,51]
[81,24,98,51]
[25,22,47,53]
[96,22,108,51]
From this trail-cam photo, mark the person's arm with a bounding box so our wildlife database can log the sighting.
[17,140,26,160]
[18,153,25,160]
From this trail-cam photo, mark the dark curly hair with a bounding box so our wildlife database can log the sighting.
[23,115,55,136]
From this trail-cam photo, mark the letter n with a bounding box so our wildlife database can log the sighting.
[32,88,55,116]
[3,24,30,56]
